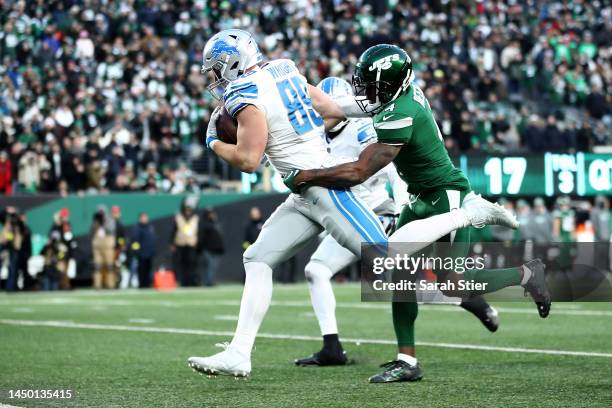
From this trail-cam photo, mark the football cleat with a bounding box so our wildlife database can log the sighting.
[295,348,350,367]
[461,297,499,333]
[482,306,500,332]
[522,259,551,318]
[368,360,424,383]
[462,192,519,230]
[187,344,251,378]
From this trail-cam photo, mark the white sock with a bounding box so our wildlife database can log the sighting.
[230,262,273,357]
[305,262,338,336]
[521,265,532,286]
[389,209,469,255]
[397,353,418,366]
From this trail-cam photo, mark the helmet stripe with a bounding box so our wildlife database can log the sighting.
[322,78,334,95]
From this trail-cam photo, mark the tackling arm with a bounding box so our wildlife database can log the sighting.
[293,143,402,189]
[308,85,346,131]
[212,105,268,173]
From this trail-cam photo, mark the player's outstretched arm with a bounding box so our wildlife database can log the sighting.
[308,85,345,131]
[291,143,401,190]
[212,105,268,173]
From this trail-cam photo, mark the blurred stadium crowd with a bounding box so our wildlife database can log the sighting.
[0,0,610,194]
[1,195,610,291]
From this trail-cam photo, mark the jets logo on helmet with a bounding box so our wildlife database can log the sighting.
[368,54,400,72]
[352,44,413,114]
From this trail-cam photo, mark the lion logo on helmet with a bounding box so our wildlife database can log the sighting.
[210,40,240,59]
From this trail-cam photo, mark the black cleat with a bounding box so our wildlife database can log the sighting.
[460,296,499,332]
[295,348,349,366]
[368,360,423,383]
[481,306,499,332]
[523,259,551,318]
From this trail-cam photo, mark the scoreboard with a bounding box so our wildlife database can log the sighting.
[459,153,612,197]
[253,153,611,197]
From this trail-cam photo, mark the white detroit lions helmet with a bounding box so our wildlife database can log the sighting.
[316,77,354,98]
[202,29,263,99]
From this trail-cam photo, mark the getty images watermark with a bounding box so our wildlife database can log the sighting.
[371,253,488,293]
[361,242,612,303]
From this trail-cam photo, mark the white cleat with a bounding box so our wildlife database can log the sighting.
[462,192,519,230]
[187,346,251,378]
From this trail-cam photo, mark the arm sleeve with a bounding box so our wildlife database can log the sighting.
[335,95,370,118]
[374,113,416,145]
[223,80,265,118]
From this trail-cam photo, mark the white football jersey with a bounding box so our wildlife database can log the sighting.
[223,59,331,174]
[328,118,408,214]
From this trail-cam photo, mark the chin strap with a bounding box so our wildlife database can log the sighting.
[390,70,415,103]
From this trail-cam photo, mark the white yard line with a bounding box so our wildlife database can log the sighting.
[128,318,155,324]
[213,315,239,321]
[1,298,610,317]
[1,319,611,359]
[11,308,33,313]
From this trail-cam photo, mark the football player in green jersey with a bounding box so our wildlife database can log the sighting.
[284,44,551,383]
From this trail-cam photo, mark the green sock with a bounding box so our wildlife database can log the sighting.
[462,267,522,294]
[392,302,418,347]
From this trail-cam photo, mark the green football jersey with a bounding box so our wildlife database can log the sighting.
[373,85,470,194]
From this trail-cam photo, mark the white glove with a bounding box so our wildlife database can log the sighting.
[205,106,222,150]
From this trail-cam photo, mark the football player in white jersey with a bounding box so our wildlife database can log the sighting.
[295,78,500,367]
[187,30,518,378]
[295,77,408,366]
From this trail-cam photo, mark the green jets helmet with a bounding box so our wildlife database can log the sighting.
[352,44,414,114]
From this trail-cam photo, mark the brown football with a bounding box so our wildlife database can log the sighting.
[216,107,238,144]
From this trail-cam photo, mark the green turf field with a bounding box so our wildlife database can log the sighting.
[0,284,611,407]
